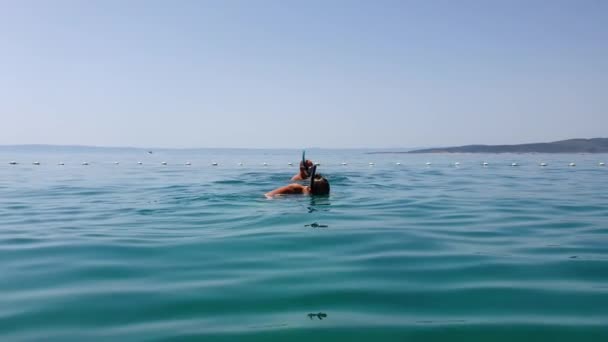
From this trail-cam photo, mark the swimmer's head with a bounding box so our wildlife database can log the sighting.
[310,174,330,195]
[300,159,314,177]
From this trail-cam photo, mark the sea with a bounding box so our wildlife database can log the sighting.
[1,146,607,341]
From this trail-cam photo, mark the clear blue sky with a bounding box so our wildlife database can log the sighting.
[1,0,606,148]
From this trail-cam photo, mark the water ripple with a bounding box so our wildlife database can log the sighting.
[1,151,608,340]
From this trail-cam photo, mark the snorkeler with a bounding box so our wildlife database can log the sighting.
[266,165,330,198]
[291,151,314,181]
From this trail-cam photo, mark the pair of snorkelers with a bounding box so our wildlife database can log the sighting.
[265,151,330,197]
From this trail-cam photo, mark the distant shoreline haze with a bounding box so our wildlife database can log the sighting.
[369,138,608,154]
[1,138,608,153]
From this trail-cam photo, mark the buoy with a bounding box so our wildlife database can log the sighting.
[82,162,89,166]
[569,163,576,167]
[185,162,191,166]
[161,162,167,165]
[137,161,143,165]
[33,161,40,165]
[211,162,218,166]
[600,162,605,166]
[511,163,519,167]
[9,161,17,165]
[540,162,547,167]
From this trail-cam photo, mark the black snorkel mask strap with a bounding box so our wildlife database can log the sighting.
[302,150,310,177]
[309,164,317,194]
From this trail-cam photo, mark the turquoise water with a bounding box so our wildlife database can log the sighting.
[1,148,608,341]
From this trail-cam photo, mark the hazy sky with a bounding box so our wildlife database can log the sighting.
[1,0,606,148]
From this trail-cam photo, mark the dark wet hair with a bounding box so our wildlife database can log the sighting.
[311,174,330,195]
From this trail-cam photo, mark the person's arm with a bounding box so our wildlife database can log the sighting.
[291,160,314,181]
[265,183,306,198]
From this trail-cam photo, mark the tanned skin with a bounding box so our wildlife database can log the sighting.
[268,159,330,198]
[291,159,314,181]
[265,184,311,198]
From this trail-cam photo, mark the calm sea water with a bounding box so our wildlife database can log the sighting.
[1,147,607,341]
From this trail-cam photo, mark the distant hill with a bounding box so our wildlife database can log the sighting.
[372,138,608,154]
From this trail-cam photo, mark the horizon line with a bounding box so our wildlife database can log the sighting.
[0,144,419,151]
[2,137,604,151]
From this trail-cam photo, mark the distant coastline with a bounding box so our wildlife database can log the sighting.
[369,138,608,154]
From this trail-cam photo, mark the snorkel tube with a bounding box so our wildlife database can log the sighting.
[309,164,317,194]
[301,150,311,177]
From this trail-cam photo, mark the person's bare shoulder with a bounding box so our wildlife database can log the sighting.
[265,183,306,198]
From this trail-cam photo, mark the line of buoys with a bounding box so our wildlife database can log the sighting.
[4,161,608,168]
